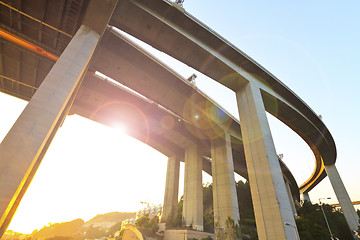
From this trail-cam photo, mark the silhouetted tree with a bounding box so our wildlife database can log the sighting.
[203,183,214,233]
[165,197,183,229]
[167,180,354,240]
[296,201,353,239]
[135,214,159,233]
[236,181,254,221]
[203,183,213,211]
[202,181,257,238]
[236,181,257,239]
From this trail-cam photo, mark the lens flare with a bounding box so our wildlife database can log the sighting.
[90,101,150,144]
[160,115,175,130]
[183,93,232,141]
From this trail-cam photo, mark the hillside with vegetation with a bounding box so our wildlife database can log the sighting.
[4,212,136,240]
[31,219,84,240]
[166,180,358,240]
[4,183,359,240]
[86,212,136,224]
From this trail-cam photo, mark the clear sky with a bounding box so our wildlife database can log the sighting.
[1,0,359,234]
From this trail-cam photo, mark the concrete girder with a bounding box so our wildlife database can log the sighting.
[71,73,300,200]
[71,75,218,179]
[0,11,300,198]
[72,76,293,235]
[90,30,239,141]
[83,27,302,197]
[261,91,328,193]
[71,71,302,238]
[109,0,336,192]
[82,40,301,197]
[0,36,54,101]
[71,76,220,181]
[0,1,319,237]
[71,75,210,156]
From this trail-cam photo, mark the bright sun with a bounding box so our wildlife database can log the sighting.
[6,113,168,234]
[113,123,127,135]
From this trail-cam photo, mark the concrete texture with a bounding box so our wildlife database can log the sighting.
[0,0,117,236]
[325,164,359,236]
[236,82,298,240]
[183,145,203,231]
[285,181,298,218]
[1,0,337,210]
[300,192,311,203]
[164,229,214,240]
[0,0,342,238]
[162,155,180,222]
[211,133,240,239]
[109,0,336,194]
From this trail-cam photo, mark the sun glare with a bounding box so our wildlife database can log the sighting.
[6,114,168,234]
[113,123,127,135]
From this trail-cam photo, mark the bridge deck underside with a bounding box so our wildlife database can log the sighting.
[0,0,337,201]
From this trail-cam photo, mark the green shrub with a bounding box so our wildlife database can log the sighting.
[135,215,159,234]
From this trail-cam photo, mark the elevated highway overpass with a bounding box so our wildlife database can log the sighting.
[0,0,358,239]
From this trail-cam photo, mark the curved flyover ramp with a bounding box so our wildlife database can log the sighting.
[109,0,335,195]
[106,0,360,238]
[105,0,359,236]
[0,0,357,239]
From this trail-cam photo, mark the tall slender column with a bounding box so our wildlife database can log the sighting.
[211,133,240,239]
[183,145,203,231]
[162,155,180,223]
[300,192,311,203]
[325,164,359,236]
[0,0,117,236]
[236,82,298,240]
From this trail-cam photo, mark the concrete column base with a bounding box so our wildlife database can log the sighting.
[164,229,214,240]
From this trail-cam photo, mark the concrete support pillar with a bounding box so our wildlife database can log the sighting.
[236,82,299,240]
[183,145,203,231]
[285,181,298,218]
[0,1,117,237]
[325,164,359,236]
[211,133,240,239]
[300,192,311,204]
[162,155,180,223]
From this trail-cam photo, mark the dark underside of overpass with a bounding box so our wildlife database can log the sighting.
[6,2,360,240]
[3,0,340,206]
